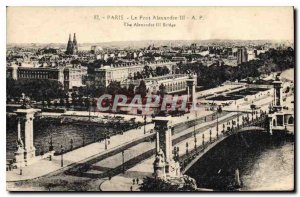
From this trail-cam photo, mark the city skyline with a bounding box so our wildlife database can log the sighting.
[7,7,294,44]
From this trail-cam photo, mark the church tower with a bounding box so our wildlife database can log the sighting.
[66,33,74,55]
[72,33,78,54]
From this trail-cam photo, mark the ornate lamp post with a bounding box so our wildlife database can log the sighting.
[105,132,108,150]
[49,135,54,152]
[144,116,147,134]
[104,128,111,150]
[87,95,91,121]
[250,102,255,122]
[237,105,240,128]
[60,145,64,167]
[216,114,219,138]
[70,139,73,150]
[82,134,85,147]
[122,150,125,173]
[194,111,197,138]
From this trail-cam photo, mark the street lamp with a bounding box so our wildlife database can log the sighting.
[87,95,91,121]
[104,128,110,150]
[49,135,54,152]
[70,139,73,150]
[250,102,255,122]
[60,145,64,167]
[237,105,240,128]
[122,150,125,173]
[144,116,147,134]
[82,134,85,147]
[105,132,108,150]
[194,112,197,138]
[216,114,219,138]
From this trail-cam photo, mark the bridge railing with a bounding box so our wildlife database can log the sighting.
[177,113,267,172]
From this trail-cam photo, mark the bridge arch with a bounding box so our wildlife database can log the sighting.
[181,125,268,174]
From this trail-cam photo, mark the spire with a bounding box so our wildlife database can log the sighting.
[72,33,78,54]
[66,33,74,55]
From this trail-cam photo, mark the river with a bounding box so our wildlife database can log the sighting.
[6,116,138,160]
[185,131,294,191]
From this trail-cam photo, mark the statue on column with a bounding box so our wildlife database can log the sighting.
[153,149,166,179]
[14,117,25,168]
[21,93,32,109]
[16,137,24,150]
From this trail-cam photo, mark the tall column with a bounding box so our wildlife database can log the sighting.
[156,130,160,154]
[186,75,197,110]
[153,116,180,179]
[15,108,40,165]
[14,118,25,168]
[17,118,21,142]
[273,75,283,111]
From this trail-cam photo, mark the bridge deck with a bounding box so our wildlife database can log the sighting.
[179,115,268,174]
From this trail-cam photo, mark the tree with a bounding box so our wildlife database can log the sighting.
[136,80,147,98]
[158,83,167,97]
[106,81,122,96]
[140,176,197,191]
[6,78,65,102]
[128,84,135,98]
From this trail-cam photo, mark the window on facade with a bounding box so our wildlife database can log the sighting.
[288,116,294,125]
[276,115,284,126]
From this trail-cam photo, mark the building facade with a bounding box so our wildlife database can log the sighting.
[237,48,248,65]
[7,63,87,90]
[94,61,176,87]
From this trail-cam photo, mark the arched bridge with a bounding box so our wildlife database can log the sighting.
[178,115,268,174]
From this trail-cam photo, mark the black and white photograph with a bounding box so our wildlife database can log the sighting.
[5,6,295,192]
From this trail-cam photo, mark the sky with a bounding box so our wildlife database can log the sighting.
[7,7,294,44]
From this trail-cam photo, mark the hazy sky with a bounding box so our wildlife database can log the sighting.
[7,7,294,43]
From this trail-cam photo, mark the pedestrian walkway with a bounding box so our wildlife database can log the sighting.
[6,123,154,182]
[100,112,259,191]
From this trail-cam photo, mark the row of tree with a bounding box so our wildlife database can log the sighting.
[177,48,294,88]
[7,78,65,103]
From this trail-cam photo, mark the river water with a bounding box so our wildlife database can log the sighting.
[6,116,136,160]
[186,131,294,191]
